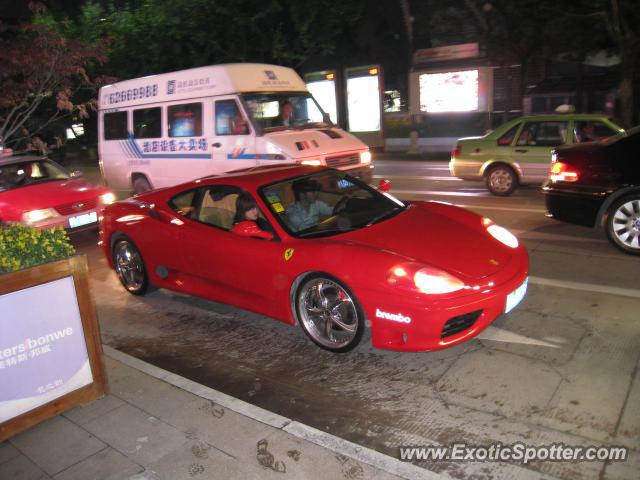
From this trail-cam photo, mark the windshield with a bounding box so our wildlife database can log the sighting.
[0,159,69,191]
[259,170,407,238]
[242,92,329,132]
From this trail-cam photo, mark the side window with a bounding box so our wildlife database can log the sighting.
[497,124,520,146]
[133,107,161,138]
[103,111,128,140]
[168,103,202,137]
[517,122,567,147]
[574,121,618,143]
[196,185,243,230]
[215,100,249,136]
[169,189,198,218]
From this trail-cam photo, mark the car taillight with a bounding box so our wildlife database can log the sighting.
[549,161,579,182]
[451,145,461,158]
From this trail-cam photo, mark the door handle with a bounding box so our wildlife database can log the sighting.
[514,149,528,153]
[212,142,222,148]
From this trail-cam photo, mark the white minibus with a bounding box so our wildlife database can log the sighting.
[98,63,373,194]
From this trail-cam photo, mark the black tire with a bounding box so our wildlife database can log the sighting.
[112,238,150,295]
[605,194,640,256]
[485,165,518,196]
[295,274,365,353]
[132,176,152,195]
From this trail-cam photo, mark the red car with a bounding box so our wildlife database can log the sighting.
[0,153,115,231]
[100,165,528,352]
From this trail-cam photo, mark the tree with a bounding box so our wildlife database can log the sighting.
[74,0,364,81]
[0,3,107,148]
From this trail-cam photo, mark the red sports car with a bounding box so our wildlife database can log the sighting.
[100,165,528,352]
[0,153,115,231]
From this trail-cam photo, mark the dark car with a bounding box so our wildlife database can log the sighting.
[543,126,640,255]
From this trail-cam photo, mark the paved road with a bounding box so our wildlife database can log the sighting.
[71,158,640,480]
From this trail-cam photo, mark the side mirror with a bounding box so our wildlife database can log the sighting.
[231,221,275,240]
[322,112,332,124]
[377,179,392,193]
[69,170,83,178]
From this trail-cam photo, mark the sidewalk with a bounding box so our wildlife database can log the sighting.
[0,346,439,480]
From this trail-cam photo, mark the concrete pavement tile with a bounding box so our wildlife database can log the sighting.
[52,447,143,480]
[82,404,189,465]
[103,359,199,421]
[615,358,640,449]
[0,441,21,464]
[161,397,278,459]
[601,448,640,480]
[63,395,125,426]
[543,328,638,440]
[9,416,106,476]
[434,348,562,419]
[0,455,50,480]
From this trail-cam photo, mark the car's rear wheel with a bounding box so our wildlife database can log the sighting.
[486,165,518,196]
[113,239,149,295]
[132,176,152,195]
[606,195,640,255]
[295,275,364,352]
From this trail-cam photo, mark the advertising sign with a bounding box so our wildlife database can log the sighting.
[305,71,338,125]
[419,70,479,113]
[0,276,93,423]
[413,42,480,65]
[346,67,382,133]
[0,256,107,442]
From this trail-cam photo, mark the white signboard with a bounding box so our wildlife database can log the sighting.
[419,70,479,113]
[0,276,93,423]
[347,75,381,132]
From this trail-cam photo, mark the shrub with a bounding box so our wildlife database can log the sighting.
[0,224,75,274]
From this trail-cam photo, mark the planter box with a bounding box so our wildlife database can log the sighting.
[0,255,107,442]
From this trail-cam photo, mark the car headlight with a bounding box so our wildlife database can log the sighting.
[360,151,372,164]
[22,208,59,225]
[413,266,465,294]
[100,192,116,205]
[483,217,519,248]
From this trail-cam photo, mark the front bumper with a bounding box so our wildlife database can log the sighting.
[359,250,529,352]
[26,208,102,233]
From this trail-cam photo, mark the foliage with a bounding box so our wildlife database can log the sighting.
[0,2,108,148]
[0,224,75,274]
[75,0,364,79]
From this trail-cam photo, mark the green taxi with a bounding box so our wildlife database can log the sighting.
[449,113,624,195]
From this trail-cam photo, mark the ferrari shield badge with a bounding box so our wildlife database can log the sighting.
[284,248,295,261]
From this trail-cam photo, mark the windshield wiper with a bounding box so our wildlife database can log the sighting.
[364,206,405,227]
[297,227,355,238]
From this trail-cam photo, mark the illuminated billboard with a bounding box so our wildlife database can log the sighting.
[307,78,337,124]
[347,70,381,132]
[419,70,479,113]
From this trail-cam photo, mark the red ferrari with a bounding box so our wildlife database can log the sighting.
[0,153,115,231]
[100,165,528,352]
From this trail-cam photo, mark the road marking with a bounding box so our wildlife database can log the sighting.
[477,326,561,348]
[103,346,443,480]
[457,204,547,214]
[529,276,640,299]
[373,175,463,182]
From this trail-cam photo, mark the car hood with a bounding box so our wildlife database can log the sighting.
[338,203,513,280]
[264,128,366,160]
[0,179,109,215]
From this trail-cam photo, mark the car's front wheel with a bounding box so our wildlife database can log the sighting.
[113,238,149,294]
[486,165,518,196]
[606,195,640,255]
[295,274,364,352]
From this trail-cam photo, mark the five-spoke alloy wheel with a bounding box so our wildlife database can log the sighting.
[606,195,640,255]
[113,239,149,295]
[295,275,364,352]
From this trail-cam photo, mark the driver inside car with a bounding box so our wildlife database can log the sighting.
[286,179,333,232]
